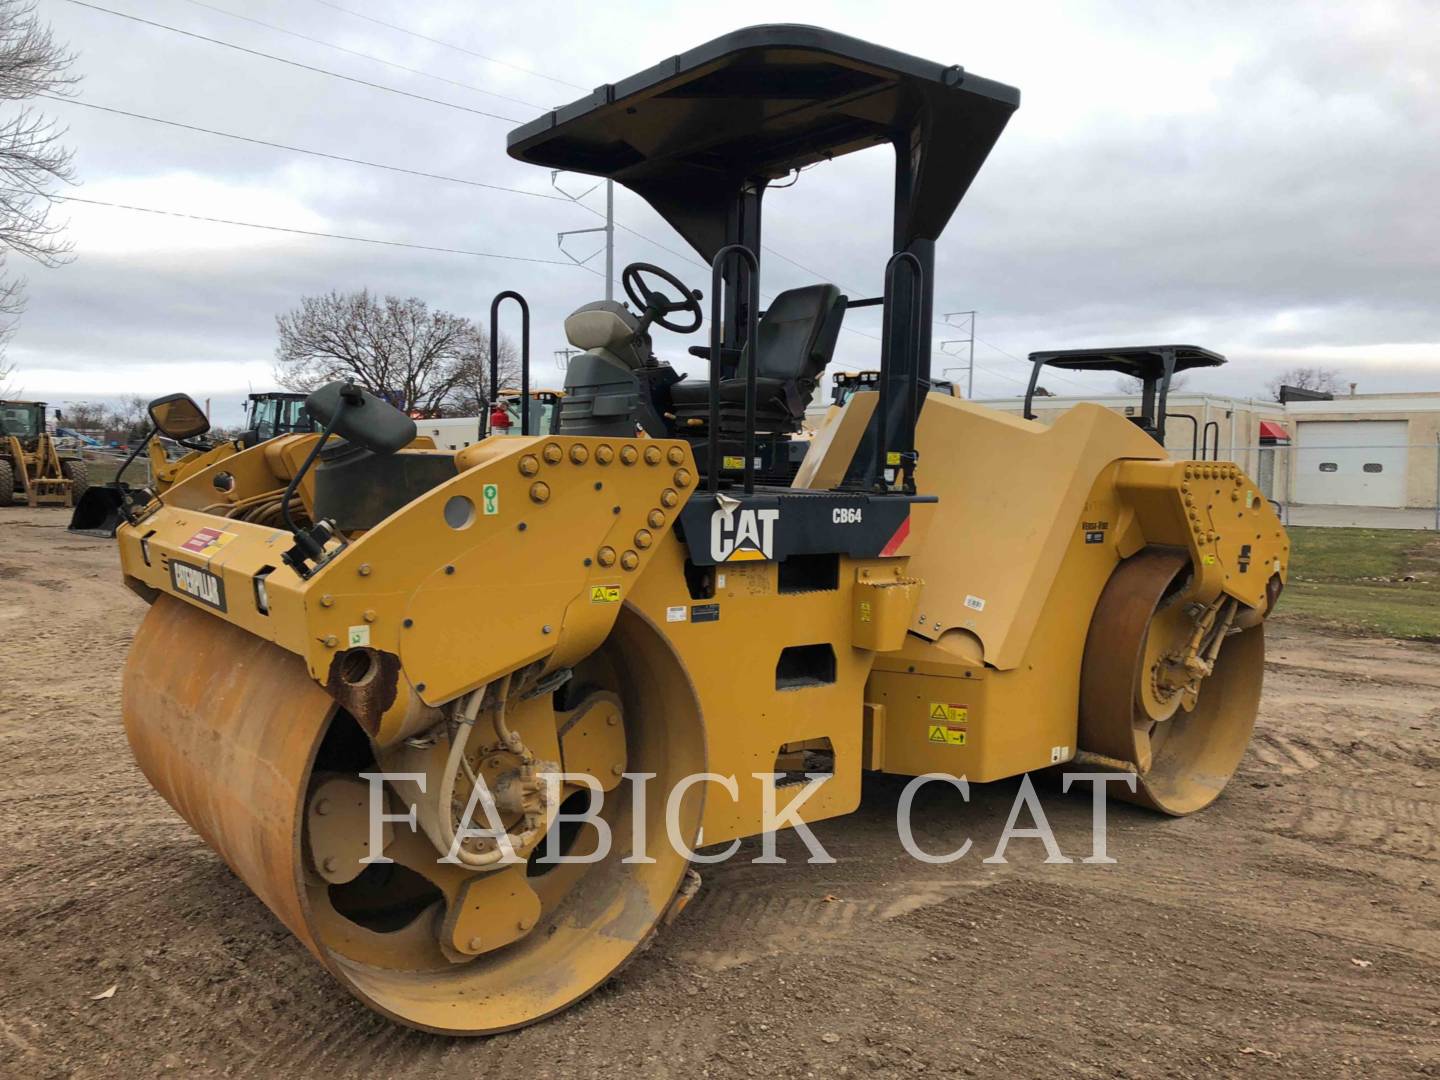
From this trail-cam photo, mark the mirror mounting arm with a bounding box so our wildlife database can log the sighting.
[113,426,157,488]
[279,383,360,578]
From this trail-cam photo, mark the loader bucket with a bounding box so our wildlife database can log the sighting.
[68,484,127,537]
[123,595,707,1035]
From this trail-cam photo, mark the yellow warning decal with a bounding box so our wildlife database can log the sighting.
[1202,553,1217,565]
[928,702,968,724]
[927,725,967,746]
[722,455,745,470]
[858,600,872,623]
[590,584,621,603]
[886,451,901,466]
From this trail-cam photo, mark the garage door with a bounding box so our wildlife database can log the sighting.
[1293,420,1408,507]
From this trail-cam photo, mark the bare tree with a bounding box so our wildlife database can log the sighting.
[110,393,148,441]
[1265,365,1342,402]
[275,290,513,415]
[451,336,521,416]
[56,398,109,431]
[0,354,14,395]
[0,2,79,359]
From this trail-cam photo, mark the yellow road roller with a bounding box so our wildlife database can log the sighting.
[110,26,1288,1034]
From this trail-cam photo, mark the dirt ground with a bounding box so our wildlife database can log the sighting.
[2,506,1437,1078]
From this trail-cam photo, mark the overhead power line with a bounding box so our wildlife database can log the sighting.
[53,6,959,353]
[972,362,1029,386]
[973,333,1090,390]
[53,84,881,343]
[61,0,990,347]
[762,244,837,284]
[40,191,580,265]
[249,0,905,327]
[176,0,546,110]
[307,0,589,91]
[42,94,569,202]
[44,94,876,332]
[973,334,1025,363]
[61,0,523,123]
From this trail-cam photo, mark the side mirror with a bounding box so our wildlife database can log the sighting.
[148,393,210,440]
[305,381,416,455]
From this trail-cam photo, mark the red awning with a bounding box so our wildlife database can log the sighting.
[1259,420,1290,441]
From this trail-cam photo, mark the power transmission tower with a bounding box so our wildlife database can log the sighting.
[940,310,976,398]
[551,172,614,301]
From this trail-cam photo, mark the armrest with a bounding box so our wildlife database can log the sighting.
[687,345,744,364]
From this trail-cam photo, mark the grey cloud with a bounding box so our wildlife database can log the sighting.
[14,0,1440,407]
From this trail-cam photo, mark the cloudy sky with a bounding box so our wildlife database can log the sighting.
[7,0,1439,424]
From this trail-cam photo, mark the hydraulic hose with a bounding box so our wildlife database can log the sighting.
[435,674,549,868]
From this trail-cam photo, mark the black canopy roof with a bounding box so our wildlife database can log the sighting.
[507,25,1020,261]
[1028,345,1226,379]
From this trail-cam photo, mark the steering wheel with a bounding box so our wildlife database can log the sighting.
[621,262,703,334]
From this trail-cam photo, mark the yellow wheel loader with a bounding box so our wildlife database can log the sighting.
[71,391,314,535]
[0,399,87,507]
[144,392,316,492]
[109,26,1287,1035]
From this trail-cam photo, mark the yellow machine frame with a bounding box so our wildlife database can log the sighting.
[117,391,1286,840]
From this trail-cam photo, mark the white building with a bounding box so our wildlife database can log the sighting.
[1283,393,1440,509]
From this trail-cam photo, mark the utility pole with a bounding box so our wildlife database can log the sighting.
[942,311,977,398]
[604,180,613,301]
[552,173,614,301]
[554,347,580,372]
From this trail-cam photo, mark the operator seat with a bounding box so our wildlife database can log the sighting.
[670,284,847,433]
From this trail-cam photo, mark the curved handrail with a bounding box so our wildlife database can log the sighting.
[489,291,531,436]
[1168,412,1199,459]
[1202,419,1220,462]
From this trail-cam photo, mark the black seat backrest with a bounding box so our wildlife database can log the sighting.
[739,284,846,385]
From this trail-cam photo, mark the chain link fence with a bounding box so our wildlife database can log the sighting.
[79,447,151,487]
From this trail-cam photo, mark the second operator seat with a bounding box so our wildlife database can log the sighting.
[557,300,669,437]
[670,284,847,433]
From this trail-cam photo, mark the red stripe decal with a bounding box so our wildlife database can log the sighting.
[879,514,910,557]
